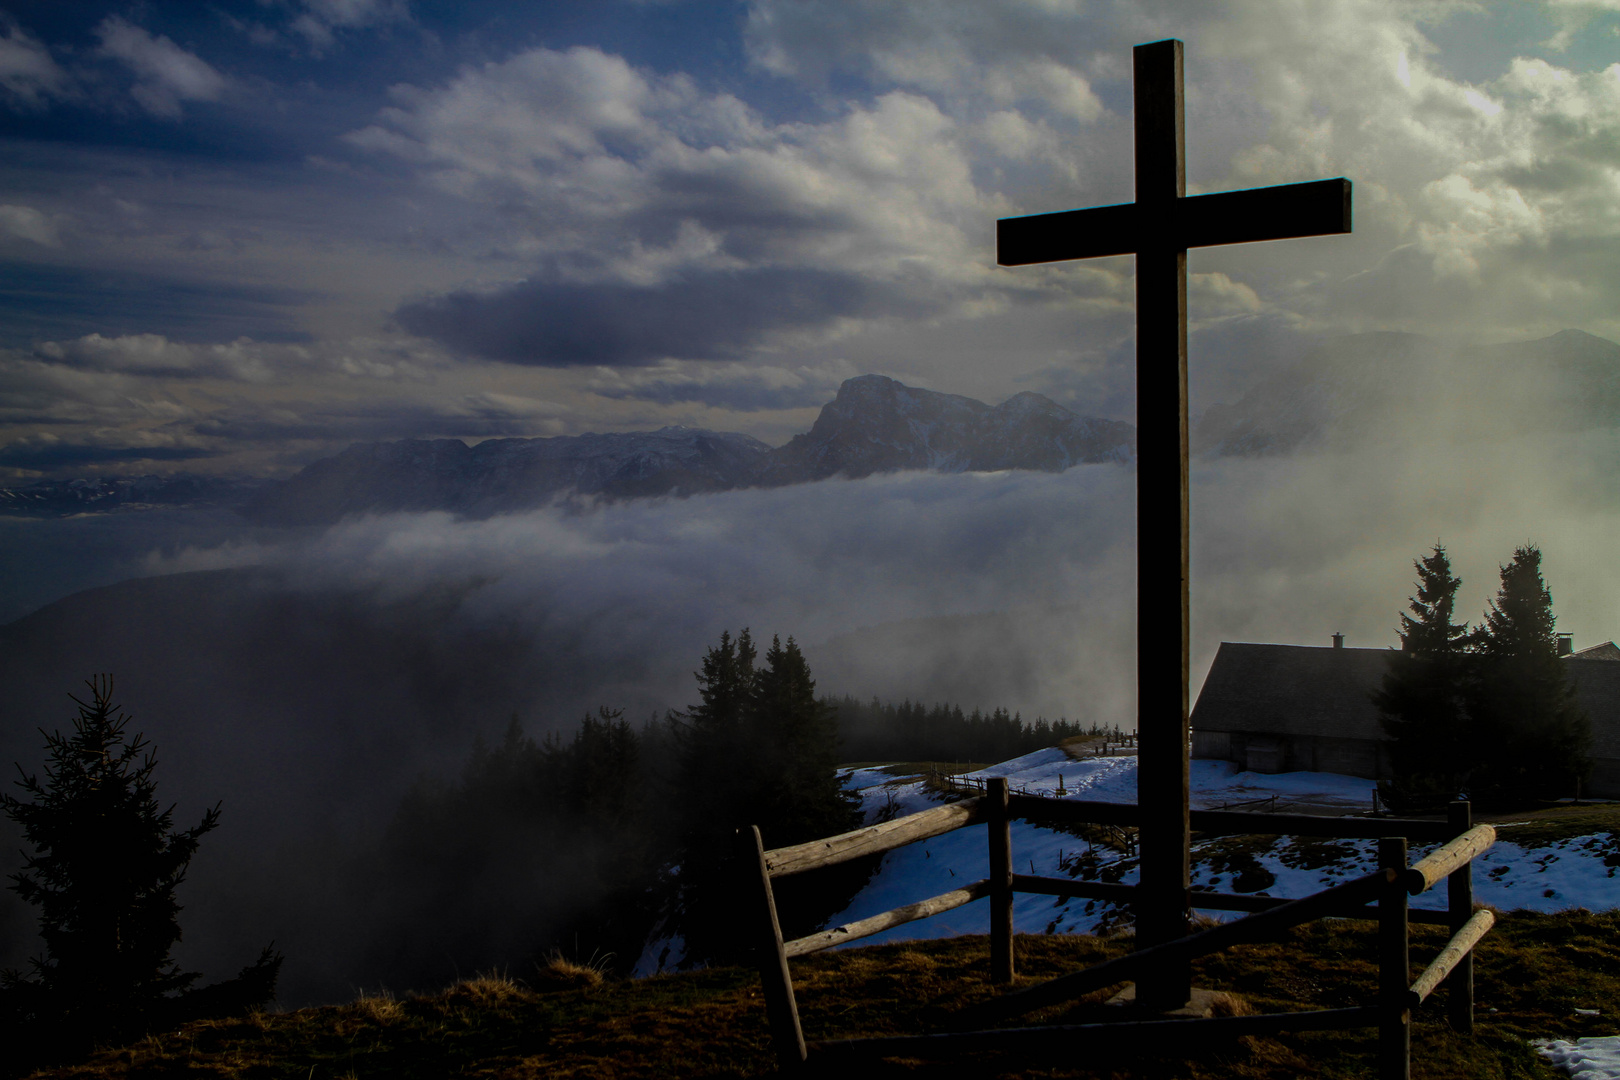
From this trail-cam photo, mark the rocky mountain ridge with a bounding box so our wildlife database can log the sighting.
[242,375,1136,525]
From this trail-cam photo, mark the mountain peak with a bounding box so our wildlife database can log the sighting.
[760,376,1132,484]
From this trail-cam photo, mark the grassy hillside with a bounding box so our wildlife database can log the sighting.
[24,910,1619,1079]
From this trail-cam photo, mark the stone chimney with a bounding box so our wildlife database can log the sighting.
[1558,633,1573,657]
[1332,632,1344,649]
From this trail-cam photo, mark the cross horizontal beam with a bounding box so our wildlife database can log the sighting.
[997,177,1351,266]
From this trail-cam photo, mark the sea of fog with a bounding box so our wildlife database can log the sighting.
[13,423,1620,723]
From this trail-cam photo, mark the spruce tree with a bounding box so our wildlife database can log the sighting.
[2,677,219,1027]
[1467,545,1591,805]
[752,636,859,845]
[1375,544,1473,810]
[667,630,861,964]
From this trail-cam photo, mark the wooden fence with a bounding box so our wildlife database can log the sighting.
[737,780,1492,1078]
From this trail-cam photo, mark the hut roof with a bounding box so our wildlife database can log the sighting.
[1191,643,1388,741]
[1570,641,1620,661]
[1192,642,1620,758]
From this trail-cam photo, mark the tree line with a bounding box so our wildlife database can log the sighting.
[1377,542,1592,811]
[831,697,1096,763]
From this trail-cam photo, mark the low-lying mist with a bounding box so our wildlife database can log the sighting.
[6,363,1620,1005]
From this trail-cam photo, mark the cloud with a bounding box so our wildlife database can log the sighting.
[291,0,412,53]
[345,45,995,278]
[350,44,1015,362]
[0,261,319,350]
[586,359,852,410]
[0,436,214,470]
[394,266,940,366]
[148,466,1140,725]
[0,18,71,109]
[95,16,230,119]
[182,395,570,445]
[0,205,57,247]
[732,0,1620,347]
[31,333,435,383]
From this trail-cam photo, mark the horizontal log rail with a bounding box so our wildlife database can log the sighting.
[763,797,986,878]
[1407,909,1496,1008]
[783,880,991,958]
[811,1005,1385,1062]
[781,873,1465,967]
[955,870,1395,1028]
[1187,889,1454,925]
[1404,825,1496,894]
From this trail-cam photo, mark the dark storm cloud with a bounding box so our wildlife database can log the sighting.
[0,262,315,347]
[395,266,937,367]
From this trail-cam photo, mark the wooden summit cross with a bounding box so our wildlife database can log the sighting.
[997,39,1352,1009]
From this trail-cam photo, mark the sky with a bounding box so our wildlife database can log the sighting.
[4,0,1620,478]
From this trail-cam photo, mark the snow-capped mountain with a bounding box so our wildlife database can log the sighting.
[243,376,1136,524]
[244,426,772,525]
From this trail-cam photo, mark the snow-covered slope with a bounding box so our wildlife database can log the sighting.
[634,750,1620,977]
[817,753,1620,952]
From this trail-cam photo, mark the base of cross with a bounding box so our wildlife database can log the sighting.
[1103,983,1247,1020]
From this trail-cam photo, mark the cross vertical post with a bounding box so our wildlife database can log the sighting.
[995,37,1351,1013]
[1131,38,1193,1009]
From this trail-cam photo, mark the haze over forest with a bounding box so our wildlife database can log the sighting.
[5,0,1620,1007]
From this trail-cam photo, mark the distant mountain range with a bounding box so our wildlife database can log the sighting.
[0,473,265,517]
[241,374,1137,525]
[7,328,1618,521]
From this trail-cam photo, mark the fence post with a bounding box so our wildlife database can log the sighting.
[988,776,1015,983]
[737,826,806,1071]
[1379,836,1410,1080]
[1447,800,1475,1034]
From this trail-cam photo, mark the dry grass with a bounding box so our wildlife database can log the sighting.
[351,989,405,1024]
[23,911,1617,1078]
[533,953,609,992]
[446,972,534,1005]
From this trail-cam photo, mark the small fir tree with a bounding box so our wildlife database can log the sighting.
[2,677,218,1023]
[1375,544,1474,810]
[1399,544,1469,655]
[1467,546,1591,805]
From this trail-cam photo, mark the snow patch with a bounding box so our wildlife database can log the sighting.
[1537,1036,1620,1079]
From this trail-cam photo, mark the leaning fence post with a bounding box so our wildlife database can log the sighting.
[988,776,1015,983]
[736,826,806,1071]
[1379,836,1410,1080]
[1447,800,1475,1034]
